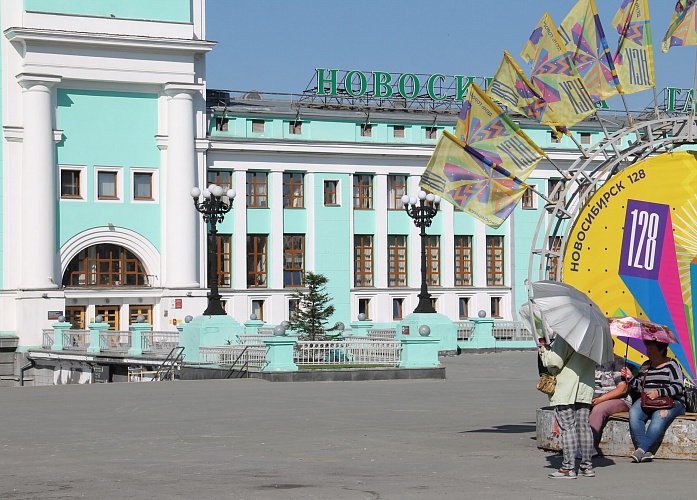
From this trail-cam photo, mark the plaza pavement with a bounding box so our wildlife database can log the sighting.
[2,351,696,499]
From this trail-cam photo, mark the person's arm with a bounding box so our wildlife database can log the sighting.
[592,383,628,405]
[540,338,568,372]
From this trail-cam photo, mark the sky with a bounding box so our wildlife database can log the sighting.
[205,0,695,112]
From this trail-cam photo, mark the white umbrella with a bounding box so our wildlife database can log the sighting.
[520,280,613,365]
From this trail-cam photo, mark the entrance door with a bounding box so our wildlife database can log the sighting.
[129,305,152,325]
[65,306,86,330]
[95,306,119,330]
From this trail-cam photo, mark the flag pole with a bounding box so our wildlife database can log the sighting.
[690,47,697,142]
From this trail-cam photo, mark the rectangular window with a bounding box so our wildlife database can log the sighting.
[491,297,502,318]
[133,173,153,200]
[360,123,373,137]
[216,117,229,132]
[207,170,233,203]
[459,297,469,319]
[486,236,505,286]
[289,121,302,135]
[426,235,440,286]
[252,119,265,133]
[289,298,300,320]
[353,174,373,209]
[247,235,268,288]
[216,234,232,288]
[251,300,264,321]
[431,297,438,312]
[358,298,371,320]
[547,236,563,281]
[548,179,565,203]
[129,305,152,325]
[454,235,473,286]
[246,171,268,207]
[522,187,535,209]
[580,132,592,145]
[393,125,406,138]
[324,180,339,206]
[283,234,305,287]
[426,127,438,140]
[97,171,117,199]
[388,235,408,287]
[61,170,81,198]
[388,175,408,210]
[393,298,404,320]
[95,306,120,331]
[283,172,304,208]
[354,235,374,287]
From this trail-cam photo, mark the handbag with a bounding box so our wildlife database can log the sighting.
[640,371,675,410]
[685,386,697,413]
[537,373,557,395]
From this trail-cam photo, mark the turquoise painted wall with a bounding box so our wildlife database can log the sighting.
[56,89,160,250]
[24,0,191,23]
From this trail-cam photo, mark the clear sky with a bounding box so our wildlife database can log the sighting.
[205,0,694,112]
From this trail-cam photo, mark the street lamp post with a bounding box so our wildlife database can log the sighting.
[191,184,236,315]
[402,190,441,314]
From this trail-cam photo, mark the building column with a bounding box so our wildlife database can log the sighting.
[17,74,61,290]
[163,83,203,289]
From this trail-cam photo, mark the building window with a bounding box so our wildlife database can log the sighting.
[216,117,229,132]
[354,235,374,287]
[247,171,268,207]
[454,236,473,286]
[547,236,563,281]
[247,235,268,288]
[65,306,86,330]
[289,298,300,320]
[97,171,118,199]
[548,179,565,204]
[426,127,438,140]
[459,297,470,319]
[426,235,440,286]
[491,297,502,318]
[359,298,371,319]
[251,300,264,321]
[360,123,373,137]
[62,244,149,287]
[431,297,438,312]
[550,130,563,144]
[252,119,265,133]
[353,174,373,209]
[393,298,404,320]
[216,234,232,288]
[522,187,535,209]
[283,234,305,287]
[324,180,339,206]
[580,132,592,145]
[95,306,120,330]
[133,173,153,200]
[486,236,505,286]
[283,172,304,208]
[129,305,152,325]
[289,121,302,135]
[207,170,233,203]
[393,125,406,138]
[388,175,408,210]
[60,169,81,198]
[388,235,408,287]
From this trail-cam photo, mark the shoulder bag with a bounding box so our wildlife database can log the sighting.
[536,352,569,396]
[640,371,675,410]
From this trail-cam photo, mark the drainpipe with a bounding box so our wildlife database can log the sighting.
[19,359,35,387]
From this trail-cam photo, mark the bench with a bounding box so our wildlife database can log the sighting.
[537,406,697,460]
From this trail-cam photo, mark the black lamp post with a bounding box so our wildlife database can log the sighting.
[191,184,236,315]
[402,190,441,314]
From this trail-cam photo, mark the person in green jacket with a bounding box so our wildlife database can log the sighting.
[540,335,597,479]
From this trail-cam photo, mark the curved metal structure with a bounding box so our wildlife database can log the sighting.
[527,115,697,286]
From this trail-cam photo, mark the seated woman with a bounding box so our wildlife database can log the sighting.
[589,353,631,452]
[621,339,686,462]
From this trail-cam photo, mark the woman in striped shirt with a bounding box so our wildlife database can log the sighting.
[621,339,686,463]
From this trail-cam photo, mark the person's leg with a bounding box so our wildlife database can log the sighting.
[628,400,650,452]
[576,404,593,471]
[555,405,578,471]
[589,400,630,446]
[640,402,686,453]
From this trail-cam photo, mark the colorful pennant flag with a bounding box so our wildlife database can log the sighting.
[487,50,562,126]
[559,0,622,101]
[455,83,544,180]
[662,0,697,52]
[521,13,596,128]
[419,131,528,229]
[612,0,655,94]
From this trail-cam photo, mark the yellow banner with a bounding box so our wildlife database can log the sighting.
[662,0,697,52]
[612,0,655,94]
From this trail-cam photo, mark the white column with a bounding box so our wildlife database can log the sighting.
[270,170,285,288]
[374,174,388,288]
[233,169,248,291]
[163,83,203,289]
[18,74,61,290]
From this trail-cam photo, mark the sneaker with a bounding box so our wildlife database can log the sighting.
[631,449,644,463]
[579,467,596,477]
[641,452,654,462]
[548,469,577,479]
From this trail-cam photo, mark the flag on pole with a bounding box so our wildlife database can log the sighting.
[487,50,563,126]
[455,83,544,180]
[419,131,528,229]
[522,13,596,128]
[559,0,622,101]
[612,0,655,94]
[662,0,697,52]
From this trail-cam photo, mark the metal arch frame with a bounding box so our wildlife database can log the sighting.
[526,115,697,290]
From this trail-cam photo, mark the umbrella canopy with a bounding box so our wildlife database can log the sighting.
[520,281,614,365]
[609,316,678,344]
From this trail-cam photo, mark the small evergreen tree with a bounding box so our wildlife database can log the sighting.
[289,272,336,340]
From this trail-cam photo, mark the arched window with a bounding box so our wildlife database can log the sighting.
[62,244,149,287]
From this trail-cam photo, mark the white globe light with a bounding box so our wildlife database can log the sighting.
[401,195,410,205]
[190,187,201,199]
[202,188,211,199]
[409,196,417,205]
[426,193,435,202]
[418,191,427,200]
[208,184,217,193]
[211,185,224,197]
[227,189,236,200]
[434,195,442,204]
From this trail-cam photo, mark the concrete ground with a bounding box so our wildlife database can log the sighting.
[1,352,695,499]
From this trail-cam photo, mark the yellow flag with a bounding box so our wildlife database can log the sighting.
[612,0,655,94]
[662,0,697,53]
